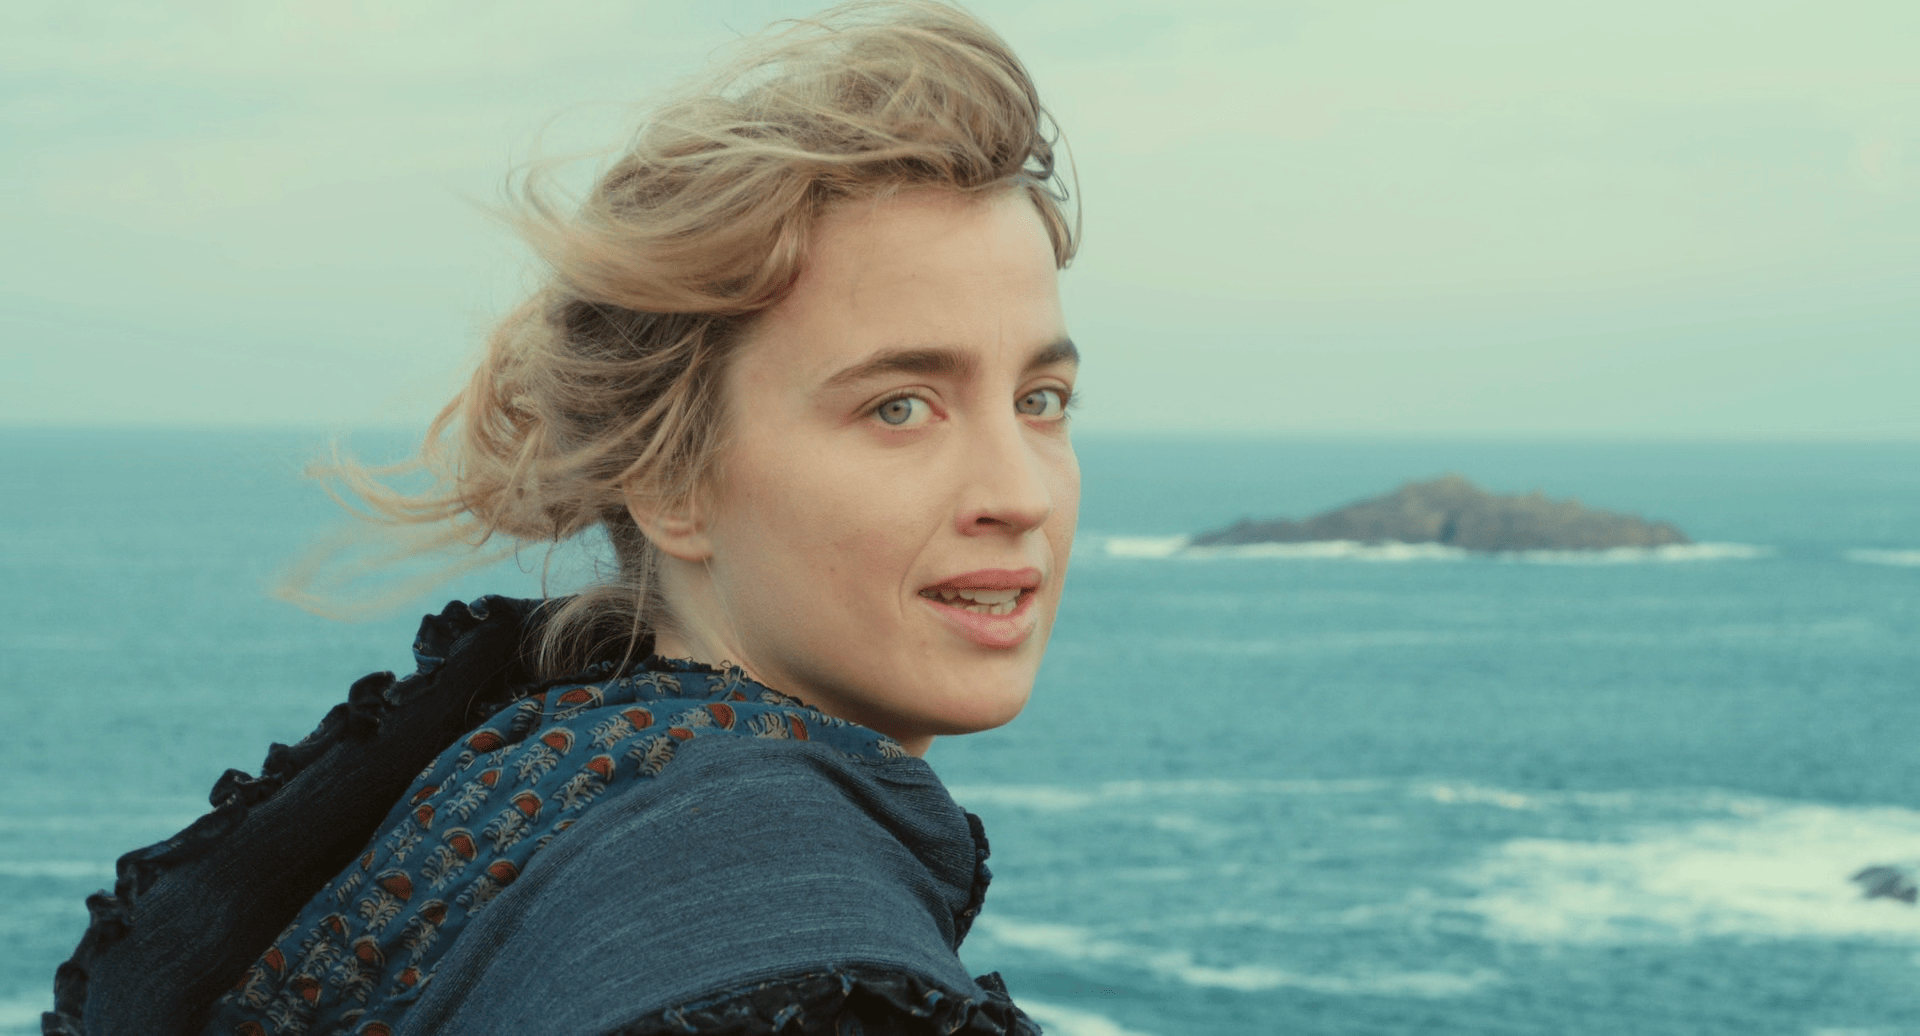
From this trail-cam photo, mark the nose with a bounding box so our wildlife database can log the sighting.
[954,413,1055,536]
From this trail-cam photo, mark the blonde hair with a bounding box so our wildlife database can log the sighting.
[304,0,1077,678]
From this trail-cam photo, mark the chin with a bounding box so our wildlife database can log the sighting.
[915,662,1039,737]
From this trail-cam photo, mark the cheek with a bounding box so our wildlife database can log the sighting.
[720,435,924,601]
[1051,442,1082,530]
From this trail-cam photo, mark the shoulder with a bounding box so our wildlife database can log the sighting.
[396,702,1020,1033]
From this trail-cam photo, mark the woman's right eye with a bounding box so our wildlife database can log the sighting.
[874,395,931,428]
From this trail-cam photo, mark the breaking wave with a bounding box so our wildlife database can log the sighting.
[1455,800,1920,945]
[1846,549,1920,568]
[1015,1001,1157,1036]
[947,778,1389,812]
[1097,536,1769,564]
[0,998,48,1036]
[974,917,1500,998]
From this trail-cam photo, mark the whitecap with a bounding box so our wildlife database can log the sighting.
[1456,800,1920,944]
[1414,781,1544,811]
[974,917,1499,997]
[1098,536,1769,564]
[1503,542,1772,564]
[1845,549,1920,568]
[1185,540,1467,562]
[0,860,114,881]
[947,778,1389,811]
[1100,535,1190,559]
[0,997,48,1032]
[1016,1000,1157,1036]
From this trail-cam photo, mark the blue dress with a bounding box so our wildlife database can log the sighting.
[47,598,1037,1036]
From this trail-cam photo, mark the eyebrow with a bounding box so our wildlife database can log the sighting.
[821,337,1079,391]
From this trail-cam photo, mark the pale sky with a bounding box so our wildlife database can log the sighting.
[4,0,1916,437]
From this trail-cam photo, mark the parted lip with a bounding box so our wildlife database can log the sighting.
[918,567,1043,594]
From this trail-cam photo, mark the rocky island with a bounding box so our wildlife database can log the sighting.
[1192,474,1690,552]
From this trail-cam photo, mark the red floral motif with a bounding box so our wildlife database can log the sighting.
[206,662,900,1036]
[352,937,384,966]
[444,829,477,861]
[289,974,321,1004]
[374,871,413,901]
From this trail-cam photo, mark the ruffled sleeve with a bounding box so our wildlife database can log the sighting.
[607,966,1037,1035]
[44,596,551,1036]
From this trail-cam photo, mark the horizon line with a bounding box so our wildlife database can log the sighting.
[2,421,1917,446]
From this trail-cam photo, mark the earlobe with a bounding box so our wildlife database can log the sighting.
[623,489,713,562]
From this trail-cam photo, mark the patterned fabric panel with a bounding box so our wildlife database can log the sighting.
[201,660,908,1036]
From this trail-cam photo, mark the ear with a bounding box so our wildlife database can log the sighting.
[623,487,713,563]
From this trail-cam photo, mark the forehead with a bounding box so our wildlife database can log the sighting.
[734,190,1066,385]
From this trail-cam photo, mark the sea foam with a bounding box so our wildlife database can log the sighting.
[0,997,47,1036]
[1845,549,1920,568]
[1456,800,1920,944]
[1016,1000,1157,1036]
[974,917,1500,998]
[947,778,1389,812]
[0,860,114,881]
[1098,536,1769,564]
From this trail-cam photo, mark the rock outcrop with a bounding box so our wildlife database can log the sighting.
[1192,474,1690,552]
[1852,865,1918,904]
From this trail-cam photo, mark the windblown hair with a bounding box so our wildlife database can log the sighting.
[303,0,1077,678]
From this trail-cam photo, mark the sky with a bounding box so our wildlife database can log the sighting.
[3,0,1917,437]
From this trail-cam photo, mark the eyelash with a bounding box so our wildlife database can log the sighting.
[1018,387,1074,420]
[870,386,1074,427]
[873,394,930,428]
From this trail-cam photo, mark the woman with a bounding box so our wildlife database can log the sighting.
[45,2,1078,1033]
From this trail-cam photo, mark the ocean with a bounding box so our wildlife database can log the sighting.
[2,429,1916,1035]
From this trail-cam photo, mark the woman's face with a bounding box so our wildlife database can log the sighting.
[654,189,1077,755]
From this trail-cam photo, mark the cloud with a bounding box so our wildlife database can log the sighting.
[3,0,1916,433]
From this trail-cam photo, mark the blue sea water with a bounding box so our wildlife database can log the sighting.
[2,429,1917,1035]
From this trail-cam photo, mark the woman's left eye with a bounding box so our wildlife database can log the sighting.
[1015,388,1068,420]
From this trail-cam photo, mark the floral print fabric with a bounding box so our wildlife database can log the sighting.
[201,659,908,1036]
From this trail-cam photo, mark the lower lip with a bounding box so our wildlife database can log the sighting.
[919,589,1040,650]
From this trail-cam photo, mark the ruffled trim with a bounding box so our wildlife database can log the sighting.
[955,813,993,946]
[609,966,1040,1036]
[44,596,563,1036]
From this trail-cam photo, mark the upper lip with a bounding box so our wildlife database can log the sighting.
[920,567,1043,594]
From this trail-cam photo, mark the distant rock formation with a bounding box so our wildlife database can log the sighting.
[1852,865,1917,904]
[1192,474,1691,552]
